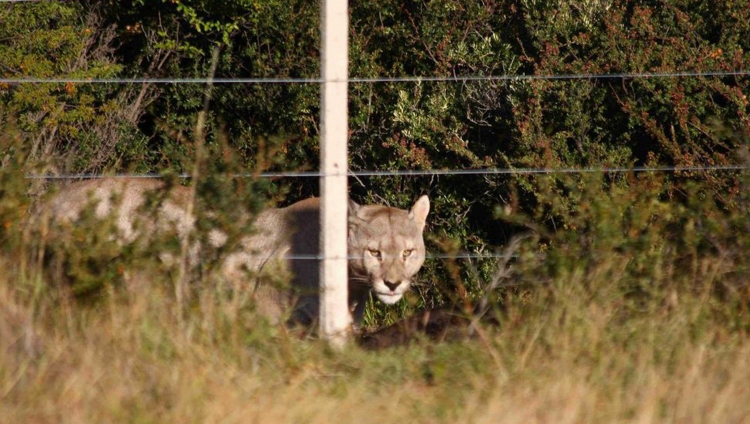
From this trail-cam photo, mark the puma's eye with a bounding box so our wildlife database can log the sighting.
[368,249,382,259]
[402,249,413,258]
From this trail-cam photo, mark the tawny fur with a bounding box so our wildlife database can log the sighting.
[39,178,430,327]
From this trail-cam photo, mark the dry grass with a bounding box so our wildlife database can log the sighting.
[2,252,749,424]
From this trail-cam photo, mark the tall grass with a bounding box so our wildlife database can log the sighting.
[2,243,749,423]
[2,141,750,423]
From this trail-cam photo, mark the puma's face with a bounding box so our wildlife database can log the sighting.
[348,196,430,305]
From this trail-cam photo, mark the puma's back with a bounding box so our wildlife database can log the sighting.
[42,178,194,243]
[39,178,430,326]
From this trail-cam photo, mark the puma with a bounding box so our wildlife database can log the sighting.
[39,178,430,327]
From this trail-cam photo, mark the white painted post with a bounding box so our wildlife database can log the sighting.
[319,0,351,347]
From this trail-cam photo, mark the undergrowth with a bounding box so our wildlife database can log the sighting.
[2,132,750,423]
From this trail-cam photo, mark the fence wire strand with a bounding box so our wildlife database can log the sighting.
[25,164,749,181]
[262,252,514,261]
[2,70,750,85]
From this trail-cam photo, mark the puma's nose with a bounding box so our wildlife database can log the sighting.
[384,280,401,291]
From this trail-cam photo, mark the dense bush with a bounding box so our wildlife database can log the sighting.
[2,0,749,323]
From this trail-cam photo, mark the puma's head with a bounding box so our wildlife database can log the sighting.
[347,195,430,305]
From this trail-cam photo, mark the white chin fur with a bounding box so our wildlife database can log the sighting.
[375,292,403,305]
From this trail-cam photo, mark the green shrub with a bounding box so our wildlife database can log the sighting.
[3,0,750,324]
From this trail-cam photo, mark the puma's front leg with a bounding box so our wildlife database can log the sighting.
[352,300,366,333]
[350,289,370,334]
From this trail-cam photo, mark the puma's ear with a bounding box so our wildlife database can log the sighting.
[348,198,362,220]
[348,199,363,238]
[408,195,430,231]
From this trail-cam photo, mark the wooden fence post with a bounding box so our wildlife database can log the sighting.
[319,0,350,347]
